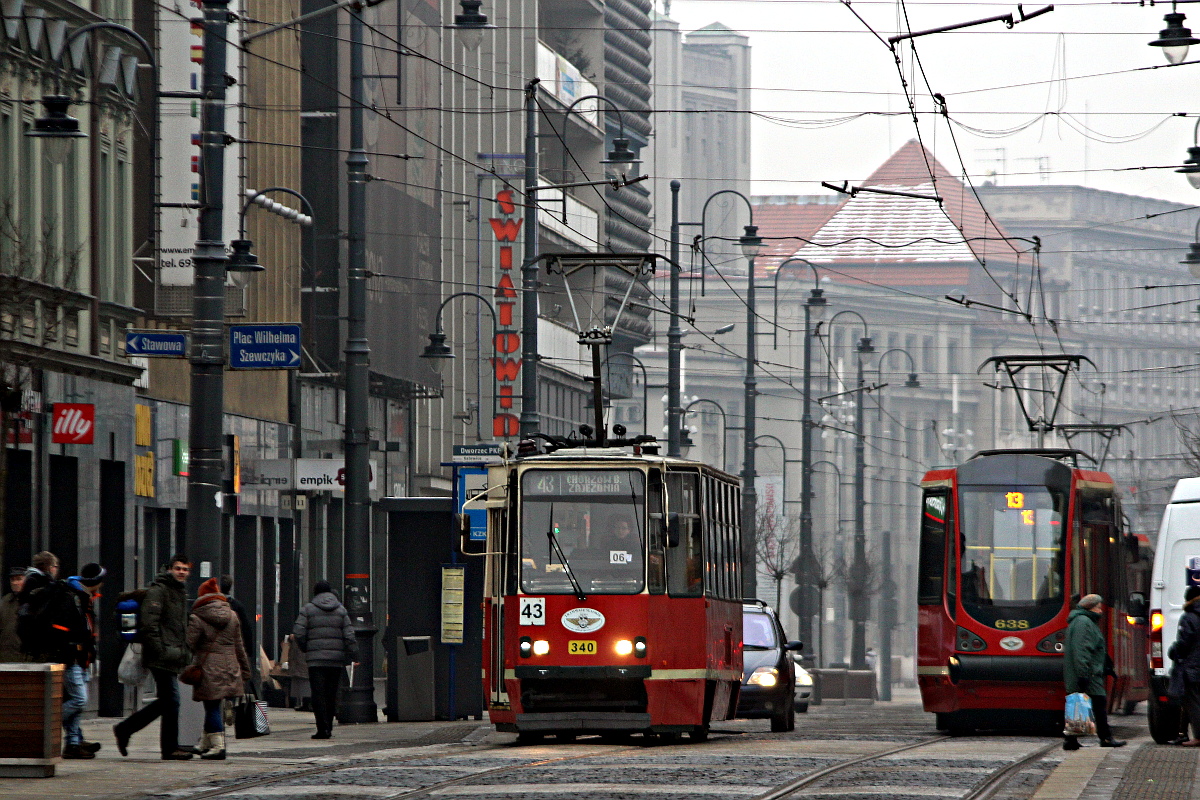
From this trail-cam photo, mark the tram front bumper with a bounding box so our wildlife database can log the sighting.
[506,712,653,733]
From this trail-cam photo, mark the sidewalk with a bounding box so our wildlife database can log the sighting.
[0,709,486,800]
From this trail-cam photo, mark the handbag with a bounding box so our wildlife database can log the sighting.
[1064,692,1096,736]
[234,689,271,739]
[117,643,148,686]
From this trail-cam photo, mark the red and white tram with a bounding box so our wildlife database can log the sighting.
[917,449,1149,733]
[473,444,743,742]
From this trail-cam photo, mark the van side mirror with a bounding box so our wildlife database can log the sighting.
[665,512,680,547]
[785,640,803,652]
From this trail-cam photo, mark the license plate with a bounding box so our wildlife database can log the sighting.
[568,640,596,655]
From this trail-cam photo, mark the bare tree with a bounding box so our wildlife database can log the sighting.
[1170,411,1200,475]
[756,497,800,613]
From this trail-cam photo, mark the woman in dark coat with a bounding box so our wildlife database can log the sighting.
[293,580,357,739]
[186,577,251,760]
[1171,585,1200,746]
[1062,594,1125,750]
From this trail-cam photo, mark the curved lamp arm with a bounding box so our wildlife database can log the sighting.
[240,187,315,238]
[684,398,729,467]
[697,189,755,298]
[772,257,822,349]
[433,291,498,335]
[873,348,918,383]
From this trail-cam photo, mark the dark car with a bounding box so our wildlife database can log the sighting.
[736,600,803,732]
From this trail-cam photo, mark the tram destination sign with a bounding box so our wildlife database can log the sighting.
[229,324,302,369]
[526,470,634,496]
[126,330,188,357]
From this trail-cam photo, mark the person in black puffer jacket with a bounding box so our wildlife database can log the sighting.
[293,581,357,739]
[1172,585,1200,746]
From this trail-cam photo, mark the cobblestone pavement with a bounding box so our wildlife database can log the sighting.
[1,691,1184,800]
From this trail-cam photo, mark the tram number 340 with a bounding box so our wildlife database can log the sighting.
[520,597,546,626]
[994,619,1030,630]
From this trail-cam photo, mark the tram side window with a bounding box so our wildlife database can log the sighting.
[648,471,666,594]
[666,472,703,597]
[722,481,736,599]
[918,490,950,605]
[1079,489,1115,604]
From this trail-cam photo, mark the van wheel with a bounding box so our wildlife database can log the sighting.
[516,732,544,745]
[1148,696,1181,744]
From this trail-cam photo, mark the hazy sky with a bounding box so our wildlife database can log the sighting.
[667,0,1200,206]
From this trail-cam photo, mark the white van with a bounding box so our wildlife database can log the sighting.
[1146,476,1200,742]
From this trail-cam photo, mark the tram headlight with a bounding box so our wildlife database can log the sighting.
[747,666,779,687]
[634,637,647,658]
[532,639,550,656]
[615,639,634,656]
[519,637,533,657]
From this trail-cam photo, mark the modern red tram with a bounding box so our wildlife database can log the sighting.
[917,449,1149,733]
[473,444,743,742]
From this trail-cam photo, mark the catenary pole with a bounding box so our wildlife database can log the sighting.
[185,0,231,592]
[519,79,540,437]
[667,180,682,457]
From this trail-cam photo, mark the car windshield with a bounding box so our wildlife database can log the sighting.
[743,611,778,649]
[520,468,646,595]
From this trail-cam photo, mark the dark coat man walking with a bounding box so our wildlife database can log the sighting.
[293,581,358,739]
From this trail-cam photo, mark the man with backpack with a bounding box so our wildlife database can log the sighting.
[113,555,195,760]
[60,563,107,759]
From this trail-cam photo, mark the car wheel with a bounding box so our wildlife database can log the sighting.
[771,695,796,732]
[1148,695,1181,744]
[795,701,809,714]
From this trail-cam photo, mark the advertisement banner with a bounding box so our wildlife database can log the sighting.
[51,403,95,444]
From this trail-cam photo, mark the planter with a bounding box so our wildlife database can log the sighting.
[0,663,63,777]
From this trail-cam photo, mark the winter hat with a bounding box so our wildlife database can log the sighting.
[1186,586,1200,603]
[193,577,226,609]
[314,580,333,596]
[78,563,106,587]
[8,567,25,578]
[1078,594,1103,609]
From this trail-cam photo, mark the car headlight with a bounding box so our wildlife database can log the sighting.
[796,668,813,686]
[747,666,779,687]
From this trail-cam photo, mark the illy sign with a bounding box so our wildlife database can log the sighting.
[52,403,95,444]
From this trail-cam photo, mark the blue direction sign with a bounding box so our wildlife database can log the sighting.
[229,324,302,369]
[126,330,188,357]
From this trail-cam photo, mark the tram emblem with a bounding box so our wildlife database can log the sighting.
[561,608,606,633]
[999,636,1024,651]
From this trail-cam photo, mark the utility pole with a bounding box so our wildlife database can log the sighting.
[667,180,682,457]
[185,0,231,591]
[879,530,895,701]
[340,5,376,724]
[519,79,540,438]
[849,337,872,670]
[740,225,761,599]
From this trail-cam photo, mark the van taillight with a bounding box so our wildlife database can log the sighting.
[1150,609,1164,669]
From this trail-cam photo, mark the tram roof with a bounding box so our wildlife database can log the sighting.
[515,447,738,479]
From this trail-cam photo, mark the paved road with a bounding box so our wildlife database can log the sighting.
[4,691,1187,800]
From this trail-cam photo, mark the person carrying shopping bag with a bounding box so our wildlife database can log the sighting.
[293,581,357,739]
[1062,594,1126,750]
[184,577,251,760]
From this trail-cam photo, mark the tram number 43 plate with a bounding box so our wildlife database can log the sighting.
[569,640,597,655]
[520,597,546,626]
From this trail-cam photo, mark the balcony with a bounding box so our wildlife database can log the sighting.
[535,41,599,128]
[537,180,599,250]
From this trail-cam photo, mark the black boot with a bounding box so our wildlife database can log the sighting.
[1063,736,1081,751]
[1100,738,1127,747]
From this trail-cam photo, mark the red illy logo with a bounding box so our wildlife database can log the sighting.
[52,403,95,444]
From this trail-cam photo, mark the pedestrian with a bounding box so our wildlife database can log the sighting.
[293,580,357,739]
[113,555,195,760]
[1169,585,1200,746]
[60,563,106,759]
[1063,594,1126,750]
[185,577,251,760]
[219,575,255,682]
[865,647,878,671]
[0,567,30,662]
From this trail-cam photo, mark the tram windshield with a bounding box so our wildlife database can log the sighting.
[520,469,646,595]
[958,486,1066,621]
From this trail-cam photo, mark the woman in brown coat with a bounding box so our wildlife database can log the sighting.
[186,577,251,760]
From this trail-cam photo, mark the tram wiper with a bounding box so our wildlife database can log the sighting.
[547,505,587,601]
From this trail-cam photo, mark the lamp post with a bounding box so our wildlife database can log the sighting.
[873,348,921,420]
[421,292,500,420]
[738,223,763,599]
[1150,10,1200,64]
[810,458,842,669]
[683,398,728,468]
[824,310,872,670]
[771,257,826,659]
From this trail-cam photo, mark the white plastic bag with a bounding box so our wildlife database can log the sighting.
[1064,692,1096,736]
[117,642,148,686]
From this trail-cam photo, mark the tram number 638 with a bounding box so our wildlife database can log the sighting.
[994,619,1030,630]
[520,597,546,626]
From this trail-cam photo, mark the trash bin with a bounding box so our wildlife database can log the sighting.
[387,636,435,722]
[0,663,63,777]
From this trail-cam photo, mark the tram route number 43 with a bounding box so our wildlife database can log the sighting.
[520,597,546,626]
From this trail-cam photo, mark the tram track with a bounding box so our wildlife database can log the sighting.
[145,726,1062,800]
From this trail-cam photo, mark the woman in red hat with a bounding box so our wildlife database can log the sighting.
[185,577,251,759]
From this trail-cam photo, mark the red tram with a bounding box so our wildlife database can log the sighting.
[917,449,1149,732]
[473,444,743,742]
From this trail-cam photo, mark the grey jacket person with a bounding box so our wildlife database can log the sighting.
[293,591,357,668]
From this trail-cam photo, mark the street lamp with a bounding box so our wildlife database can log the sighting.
[1184,216,1200,277]
[230,187,315,276]
[1150,11,1200,64]
[873,348,921,420]
[772,257,827,654]
[445,0,494,51]
[1178,119,1200,189]
[683,398,729,468]
[421,293,500,435]
[27,96,86,165]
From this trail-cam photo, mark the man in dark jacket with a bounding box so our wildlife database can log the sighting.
[61,563,106,759]
[113,555,195,760]
[293,581,357,739]
[0,567,30,662]
[1063,594,1126,750]
[1171,585,1200,746]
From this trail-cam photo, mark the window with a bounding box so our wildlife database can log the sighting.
[918,490,951,605]
[666,472,702,597]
